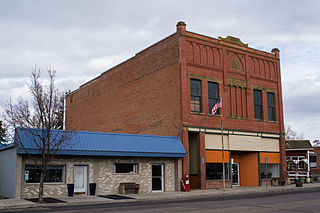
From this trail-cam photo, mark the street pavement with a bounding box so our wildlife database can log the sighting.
[1,182,320,210]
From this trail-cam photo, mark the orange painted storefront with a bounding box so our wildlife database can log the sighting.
[260,152,280,164]
[205,150,280,187]
[206,150,230,163]
[231,151,259,187]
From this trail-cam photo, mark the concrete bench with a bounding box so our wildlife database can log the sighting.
[119,183,140,194]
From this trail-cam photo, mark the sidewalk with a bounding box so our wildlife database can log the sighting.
[1,182,320,210]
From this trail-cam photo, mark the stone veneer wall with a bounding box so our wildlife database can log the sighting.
[18,155,179,198]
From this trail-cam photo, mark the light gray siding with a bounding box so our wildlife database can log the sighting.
[0,147,17,198]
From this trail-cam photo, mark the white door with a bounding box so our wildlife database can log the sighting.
[74,166,87,193]
[152,164,164,192]
[232,163,240,186]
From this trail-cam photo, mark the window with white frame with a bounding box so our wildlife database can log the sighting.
[114,163,138,174]
[286,156,307,171]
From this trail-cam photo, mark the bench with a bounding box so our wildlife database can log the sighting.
[119,183,140,194]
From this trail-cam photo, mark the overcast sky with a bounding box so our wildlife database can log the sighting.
[0,0,319,141]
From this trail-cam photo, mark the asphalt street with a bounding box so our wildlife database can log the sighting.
[2,189,320,213]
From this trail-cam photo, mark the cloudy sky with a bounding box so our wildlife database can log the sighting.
[0,0,319,141]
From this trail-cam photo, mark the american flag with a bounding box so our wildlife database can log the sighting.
[211,99,222,115]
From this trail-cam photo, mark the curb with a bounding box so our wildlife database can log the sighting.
[1,185,320,210]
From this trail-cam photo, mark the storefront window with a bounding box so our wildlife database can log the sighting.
[206,163,230,180]
[260,163,280,179]
[25,165,64,183]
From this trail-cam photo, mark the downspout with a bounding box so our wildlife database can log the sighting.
[307,150,310,177]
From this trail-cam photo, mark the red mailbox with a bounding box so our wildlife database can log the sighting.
[181,174,191,192]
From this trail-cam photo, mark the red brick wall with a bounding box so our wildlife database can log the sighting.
[311,147,320,173]
[206,180,232,189]
[66,23,286,183]
[66,34,182,137]
[178,28,286,180]
[179,34,283,134]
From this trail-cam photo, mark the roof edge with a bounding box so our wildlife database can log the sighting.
[17,149,186,158]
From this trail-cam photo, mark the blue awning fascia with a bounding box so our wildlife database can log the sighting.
[0,143,15,151]
[17,148,186,158]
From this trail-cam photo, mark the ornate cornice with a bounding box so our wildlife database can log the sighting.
[228,77,246,88]
[218,36,248,47]
[181,33,279,61]
[187,73,221,83]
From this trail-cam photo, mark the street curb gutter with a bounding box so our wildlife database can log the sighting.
[1,185,320,210]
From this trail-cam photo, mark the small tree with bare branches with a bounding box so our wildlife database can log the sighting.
[3,67,73,202]
[0,120,6,143]
[284,124,304,140]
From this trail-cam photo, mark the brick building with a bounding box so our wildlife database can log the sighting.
[285,140,314,182]
[66,22,286,189]
[0,129,185,198]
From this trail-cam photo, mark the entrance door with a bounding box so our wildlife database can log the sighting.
[232,163,240,186]
[74,166,87,193]
[152,165,164,192]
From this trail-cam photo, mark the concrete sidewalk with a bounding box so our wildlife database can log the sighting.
[1,182,320,210]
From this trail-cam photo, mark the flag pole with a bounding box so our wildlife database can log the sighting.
[221,97,225,191]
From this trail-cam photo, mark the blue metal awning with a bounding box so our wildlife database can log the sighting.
[15,128,186,158]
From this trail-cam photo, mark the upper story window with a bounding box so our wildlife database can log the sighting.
[208,82,219,115]
[267,92,276,121]
[254,90,263,120]
[190,79,202,112]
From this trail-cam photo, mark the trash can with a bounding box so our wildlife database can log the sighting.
[67,184,74,197]
[89,183,96,196]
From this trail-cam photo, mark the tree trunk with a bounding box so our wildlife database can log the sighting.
[38,163,46,202]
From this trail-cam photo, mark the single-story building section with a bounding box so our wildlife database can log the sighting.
[0,128,186,199]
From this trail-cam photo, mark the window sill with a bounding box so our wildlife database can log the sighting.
[114,173,138,175]
[25,182,65,185]
[227,116,249,120]
[190,112,204,116]
[254,119,264,122]
[208,114,221,117]
[268,120,277,123]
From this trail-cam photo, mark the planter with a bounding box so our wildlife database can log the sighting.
[67,184,75,197]
[295,181,303,187]
[89,183,96,196]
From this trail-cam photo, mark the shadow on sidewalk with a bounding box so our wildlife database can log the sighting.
[98,195,135,200]
[26,198,67,203]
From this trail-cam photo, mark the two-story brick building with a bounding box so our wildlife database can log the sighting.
[66,22,286,189]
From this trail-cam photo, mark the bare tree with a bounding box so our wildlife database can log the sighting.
[284,124,304,140]
[0,120,6,143]
[3,67,73,202]
[313,140,320,147]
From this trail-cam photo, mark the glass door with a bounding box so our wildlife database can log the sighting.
[232,163,240,186]
[152,164,164,192]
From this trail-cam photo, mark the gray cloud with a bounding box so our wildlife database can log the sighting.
[0,0,320,140]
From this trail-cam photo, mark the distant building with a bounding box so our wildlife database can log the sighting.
[66,22,286,189]
[310,147,320,179]
[285,140,315,181]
